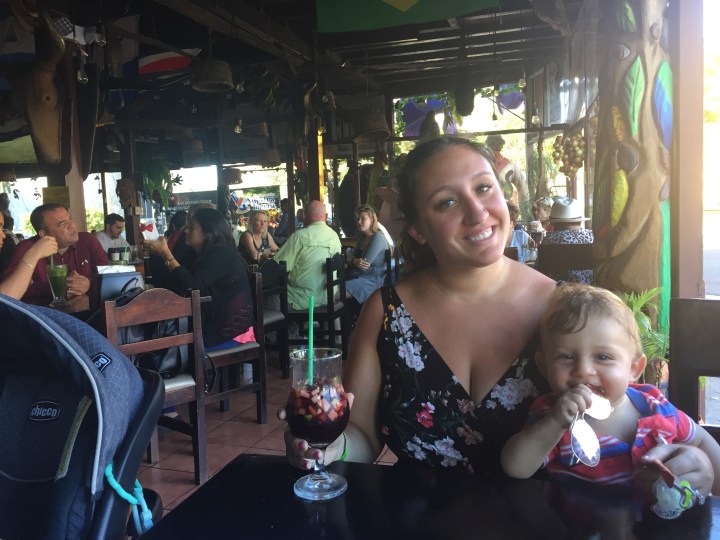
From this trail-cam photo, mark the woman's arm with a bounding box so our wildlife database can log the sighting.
[266,232,280,253]
[362,233,389,267]
[340,290,386,461]
[170,245,237,292]
[283,288,385,469]
[0,236,57,299]
[239,231,260,261]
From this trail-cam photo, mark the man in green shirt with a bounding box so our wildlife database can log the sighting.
[275,200,341,310]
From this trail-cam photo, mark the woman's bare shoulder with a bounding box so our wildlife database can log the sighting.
[502,262,556,321]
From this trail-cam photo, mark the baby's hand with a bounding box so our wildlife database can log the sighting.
[551,385,593,428]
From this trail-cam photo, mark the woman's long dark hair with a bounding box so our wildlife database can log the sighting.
[397,136,497,274]
[191,208,235,259]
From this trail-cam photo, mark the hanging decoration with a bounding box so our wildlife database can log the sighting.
[552,132,585,180]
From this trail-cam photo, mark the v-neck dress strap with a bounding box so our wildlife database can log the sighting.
[376,284,548,475]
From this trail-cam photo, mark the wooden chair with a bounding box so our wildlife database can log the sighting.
[259,259,290,378]
[204,271,268,423]
[668,298,720,443]
[503,246,519,261]
[384,248,393,286]
[536,243,594,280]
[287,253,349,359]
[105,288,208,485]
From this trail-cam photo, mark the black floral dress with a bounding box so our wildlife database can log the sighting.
[377,286,549,476]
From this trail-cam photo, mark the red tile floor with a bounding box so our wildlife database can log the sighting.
[138,351,397,515]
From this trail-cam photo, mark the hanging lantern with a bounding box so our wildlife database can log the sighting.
[455,73,474,117]
[191,59,234,93]
[353,110,390,144]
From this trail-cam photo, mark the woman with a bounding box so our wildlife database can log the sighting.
[283,137,714,496]
[238,210,280,265]
[344,204,391,303]
[144,208,254,348]
[0,211,57,299]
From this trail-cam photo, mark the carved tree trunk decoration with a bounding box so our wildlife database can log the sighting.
[593,0,672,329]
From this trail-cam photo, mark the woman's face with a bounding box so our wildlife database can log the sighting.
[533,205,550,221]
[252,213,268,234]
[356,211,373,234]
[185,218,207,252]
[408,145,509,268]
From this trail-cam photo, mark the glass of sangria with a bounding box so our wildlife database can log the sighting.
[286,347,350,501]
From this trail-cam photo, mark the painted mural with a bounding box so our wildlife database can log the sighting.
[593,0,671,329]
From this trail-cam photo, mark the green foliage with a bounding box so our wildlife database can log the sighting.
[85,208,105,233]
[394,93,463,137]
[617,288,669,385]
[138,153,183,209]
[527,145,558,203]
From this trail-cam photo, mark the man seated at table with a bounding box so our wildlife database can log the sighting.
[275,200,341,310]
[94,212,129,253]
[542,197,594,284]
[4,203,108,303]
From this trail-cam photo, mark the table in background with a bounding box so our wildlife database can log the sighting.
[140,454,719,540]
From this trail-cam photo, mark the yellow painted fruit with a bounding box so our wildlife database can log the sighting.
[611,169,629,227]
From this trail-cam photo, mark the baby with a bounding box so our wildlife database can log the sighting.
[501,283,720,495]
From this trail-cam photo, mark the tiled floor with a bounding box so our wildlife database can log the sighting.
[138,352,397,516]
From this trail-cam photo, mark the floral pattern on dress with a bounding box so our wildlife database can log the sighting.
[378,286,547,475]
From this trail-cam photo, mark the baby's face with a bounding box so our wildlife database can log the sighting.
[538,316,646,408]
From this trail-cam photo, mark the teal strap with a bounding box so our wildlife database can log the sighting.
[104,463,154,533]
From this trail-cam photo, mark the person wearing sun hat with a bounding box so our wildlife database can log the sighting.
[542,196,594,284]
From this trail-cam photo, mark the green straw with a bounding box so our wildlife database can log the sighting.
[50,253,54,268]
[308,295,314,384]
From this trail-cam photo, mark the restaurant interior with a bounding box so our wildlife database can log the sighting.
[0,0,716,537]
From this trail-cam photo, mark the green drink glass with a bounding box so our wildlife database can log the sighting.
[47,264,68,308]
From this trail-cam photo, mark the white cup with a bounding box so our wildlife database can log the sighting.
[110,251,120,261]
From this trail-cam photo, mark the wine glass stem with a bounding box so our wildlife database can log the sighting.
[311,451,330,480]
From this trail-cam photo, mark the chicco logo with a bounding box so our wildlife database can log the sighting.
[29,401,60,421]
[92,353,112,372]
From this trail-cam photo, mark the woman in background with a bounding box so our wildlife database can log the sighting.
[344,204,391,303]
[238,210,280,265]
[144,208,254,348]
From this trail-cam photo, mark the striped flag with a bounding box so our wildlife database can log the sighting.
[316,0,499,32]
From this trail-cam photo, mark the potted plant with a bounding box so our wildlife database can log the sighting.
[139,154,183,210]
[618,288,669,389]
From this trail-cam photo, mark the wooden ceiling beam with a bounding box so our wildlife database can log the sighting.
[153,0,313,65]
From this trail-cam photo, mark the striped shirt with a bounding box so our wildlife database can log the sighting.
[527,384,696,486]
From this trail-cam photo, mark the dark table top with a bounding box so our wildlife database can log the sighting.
[140,454,719,540]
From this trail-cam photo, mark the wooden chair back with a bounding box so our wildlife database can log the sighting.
[536,243,594,280]
[259,259,290,378]
[504,246,519,261]
[668,298,720,443]
[287,253,349,358]
[104,287,208,484]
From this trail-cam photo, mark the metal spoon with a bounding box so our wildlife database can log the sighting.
[568,393,612,467]
[570,413,601,467]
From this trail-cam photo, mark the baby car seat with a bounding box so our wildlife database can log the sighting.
[0,294,164,540]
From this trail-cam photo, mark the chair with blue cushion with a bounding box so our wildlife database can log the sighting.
[204,270,268,423]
